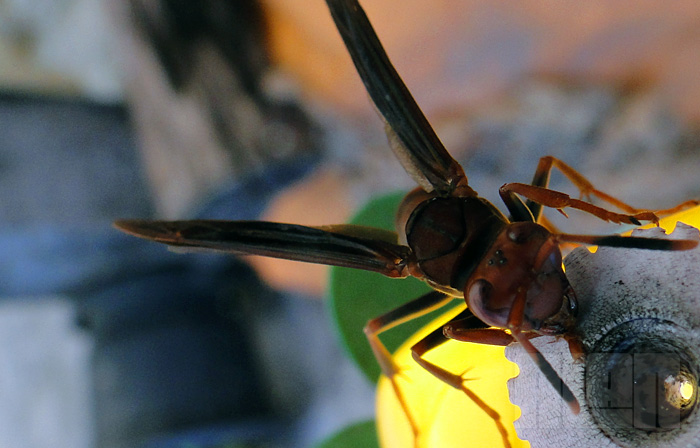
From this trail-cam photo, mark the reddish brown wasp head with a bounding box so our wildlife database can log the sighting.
[465,222,576,334]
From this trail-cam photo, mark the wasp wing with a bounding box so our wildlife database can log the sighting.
[115,219,412,277]
[326,0,469,195]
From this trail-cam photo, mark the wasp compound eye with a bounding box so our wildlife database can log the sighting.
[586,319,700,447]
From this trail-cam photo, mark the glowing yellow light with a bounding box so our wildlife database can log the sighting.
[656,207,700,232]
[680,380,695,402]
[376,307,527,448]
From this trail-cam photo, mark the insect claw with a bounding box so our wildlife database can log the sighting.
[458,365,475,378]
[396,365,414,384]
[461,374,480,383]
[557,208,569,218]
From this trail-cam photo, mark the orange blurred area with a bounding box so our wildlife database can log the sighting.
[263,0,700,121]
[249,167,354,296]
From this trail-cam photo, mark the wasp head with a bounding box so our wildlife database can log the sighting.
[465,221,577,334]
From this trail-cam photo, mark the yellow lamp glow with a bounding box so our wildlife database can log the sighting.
[376,306,526,448]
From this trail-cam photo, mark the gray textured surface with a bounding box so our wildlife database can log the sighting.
[507,225,700,447]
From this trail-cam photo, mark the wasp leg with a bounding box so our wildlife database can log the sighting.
[498,158,698,250]
[499,183,659,225]
[499,154,625,225]
[501,155,582,223]
[411,310,513,448]
[364,291,457,445]
[448,289,580,415]
[527,156,699,222]
[325,0,473,196]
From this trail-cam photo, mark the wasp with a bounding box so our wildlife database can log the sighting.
[116,0,699,446]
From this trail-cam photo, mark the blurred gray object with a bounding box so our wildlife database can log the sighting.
[0,0,122,100]
[0,93,151,225]
[0,297,93,448]
[0,89,375,448]
[113,0,322,218]
[0,93,272,447]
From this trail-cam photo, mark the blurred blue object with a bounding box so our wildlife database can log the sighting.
[0,92,339,448]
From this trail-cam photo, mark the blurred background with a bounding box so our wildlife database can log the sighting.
[1,0,700,447]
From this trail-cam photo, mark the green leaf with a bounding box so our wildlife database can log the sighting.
[328,191,455,382]
[314,420,379,448]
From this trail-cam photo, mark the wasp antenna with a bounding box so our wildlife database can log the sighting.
[556,233,698,251]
